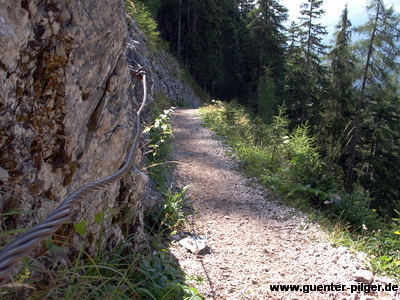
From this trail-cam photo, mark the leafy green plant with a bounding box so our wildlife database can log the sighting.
[146,186,190,235]
[144,109,174,189]
[0,108,201,299]
[356,214,400,280]
[200,100,400,280]
[145,109,173,158]
[160,186,190,232]
[151,92,172,116]
[73,219,88,238]
[124,0,165,50]
[1,205,200,299]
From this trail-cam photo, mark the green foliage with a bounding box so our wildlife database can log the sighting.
[357,210,400,280]
[327,191,382,229]
[1,110,201,299]
[151,93,172,116]
[3,233,200,299]
[160,187,190,231]
[73,220,88,238]
[180,68,211,104]
[285,0,328,125]
[141,0,162,16]
[144,109,173,189]
[247,0,288,101]
[257,69,278,124]
[156,0,257,99]
[344,0,400,205]
[124,0,165,50]
[144,109,193,236]
[147,186,190,234]
[200,100,399,279]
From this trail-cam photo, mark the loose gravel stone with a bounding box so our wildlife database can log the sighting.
[169,109,395,300]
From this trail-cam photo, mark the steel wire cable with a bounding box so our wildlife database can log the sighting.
[0,68,147,287]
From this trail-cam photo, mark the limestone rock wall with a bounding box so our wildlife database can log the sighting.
[126,19,202,109]
[0,0,157,258]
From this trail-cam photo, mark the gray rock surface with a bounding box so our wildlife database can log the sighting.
[0,0,173,265]
[126,19,202,109]
[354,270,375,284]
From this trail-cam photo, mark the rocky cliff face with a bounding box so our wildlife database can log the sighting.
[0,0,196,261]
[126,19,202,110]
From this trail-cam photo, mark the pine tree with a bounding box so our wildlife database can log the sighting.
[287,21,299,51]
[237,0,255,16]
[257,67,277,123]
[216,0,253,99]
[361,79,400,214]
[345,0,400,193]
[323,5,355,164]
[285,21,307,125]
[247,0,288,112]
[291,0,328,124]
[329,4,354,117]
[157,0,252,99]
[247,0,288,77]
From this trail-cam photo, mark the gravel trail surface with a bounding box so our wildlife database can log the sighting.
[169,109,395,300]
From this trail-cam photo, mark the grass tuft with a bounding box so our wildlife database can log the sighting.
[199,100,400,281]
[0,109,202,299]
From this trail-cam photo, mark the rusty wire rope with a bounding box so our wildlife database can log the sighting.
[0,67,147,287]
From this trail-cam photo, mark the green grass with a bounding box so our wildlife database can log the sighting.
[0,110,202,299]
[179,68,211,105]
[125,0,168,51]
[124,0,209,107]
[199,100,400,282]
[144,109,174,190]
[1,233,199,299]
[1,192,200,299]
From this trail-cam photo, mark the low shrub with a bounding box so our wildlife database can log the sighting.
[199,100,399,280]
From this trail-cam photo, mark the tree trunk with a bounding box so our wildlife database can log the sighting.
[177,0,182,60]
[344,3,380,193]
[301,3,313,124]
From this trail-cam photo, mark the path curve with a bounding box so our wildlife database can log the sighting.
[169,109,394,300]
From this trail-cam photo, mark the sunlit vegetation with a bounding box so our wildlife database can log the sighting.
[0,110,201,299]
[200,100,400,280]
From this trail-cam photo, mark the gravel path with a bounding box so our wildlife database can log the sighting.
[169,109,395,300]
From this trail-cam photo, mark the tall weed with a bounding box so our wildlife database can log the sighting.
[0,109,201,299]
[144,109,173,189]
[199,100,399,280]
[2,234,199,299]
[124,0,166,50]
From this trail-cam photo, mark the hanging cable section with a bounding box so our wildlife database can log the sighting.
[0,66,147,288]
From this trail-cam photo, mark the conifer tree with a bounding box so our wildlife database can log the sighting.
[362,79,400,214]
[287,21,300,51]
[247,0,288,114]
[345,0,400,194]
[257,67,277,123]
[323,5,355,164]
[287,0,328,124]
[247,0,288,77]
[157,0,251,99]
[285,21,306,125]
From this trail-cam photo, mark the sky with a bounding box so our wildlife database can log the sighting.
[280,0,400,43]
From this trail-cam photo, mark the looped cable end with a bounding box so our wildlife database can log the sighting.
[0,63,149,289]
[129,66,147,79]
